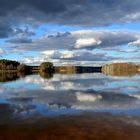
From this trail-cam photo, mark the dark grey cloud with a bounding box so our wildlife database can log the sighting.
[64,53,119,61]
[53,51,120,61]
[6,27,35,44]
[7,38,32,44]
[7,0,140,26]
[0,21,13,38]
[1,0,140,38]
[102,46,139,53]
[12,27,35,36]
[48,32,71,38]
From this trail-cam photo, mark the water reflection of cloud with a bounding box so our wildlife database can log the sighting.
[76,92,102,102]
[2,89,140,117]
[22,74,140,94]
[23,74,110,91]
[1,73,140,117]
[129,93,140,100]
[0,86,5,94]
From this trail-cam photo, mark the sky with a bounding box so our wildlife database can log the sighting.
[1,0,140,66]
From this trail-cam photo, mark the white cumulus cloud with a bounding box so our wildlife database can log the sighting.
[75,38,102,49]
[129,39,140,46]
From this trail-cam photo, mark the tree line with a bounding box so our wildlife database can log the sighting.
[0,59,20,70]
[0,59,54,73]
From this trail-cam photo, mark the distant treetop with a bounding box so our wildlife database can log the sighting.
[39,62,54,72]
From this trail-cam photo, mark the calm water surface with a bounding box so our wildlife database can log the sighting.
[1,73,140,140]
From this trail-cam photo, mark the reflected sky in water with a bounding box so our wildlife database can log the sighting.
[1,73,140,119]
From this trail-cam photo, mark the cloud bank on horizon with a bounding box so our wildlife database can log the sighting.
[1,0,140,65]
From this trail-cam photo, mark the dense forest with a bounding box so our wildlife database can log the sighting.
[102,63,138,76]
[0,59,54,73]
[0,59,20,70]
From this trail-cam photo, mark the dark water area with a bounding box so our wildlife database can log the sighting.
[1,72,140,139]
[1,113,140,140]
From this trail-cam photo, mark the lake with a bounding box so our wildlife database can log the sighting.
[1,72,140,140]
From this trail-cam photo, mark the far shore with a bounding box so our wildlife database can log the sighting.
[1,59,140,76]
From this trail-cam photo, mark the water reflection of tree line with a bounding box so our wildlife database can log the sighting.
[0,72,54,82]
[0,72,19,82]
[39,71,53,79]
